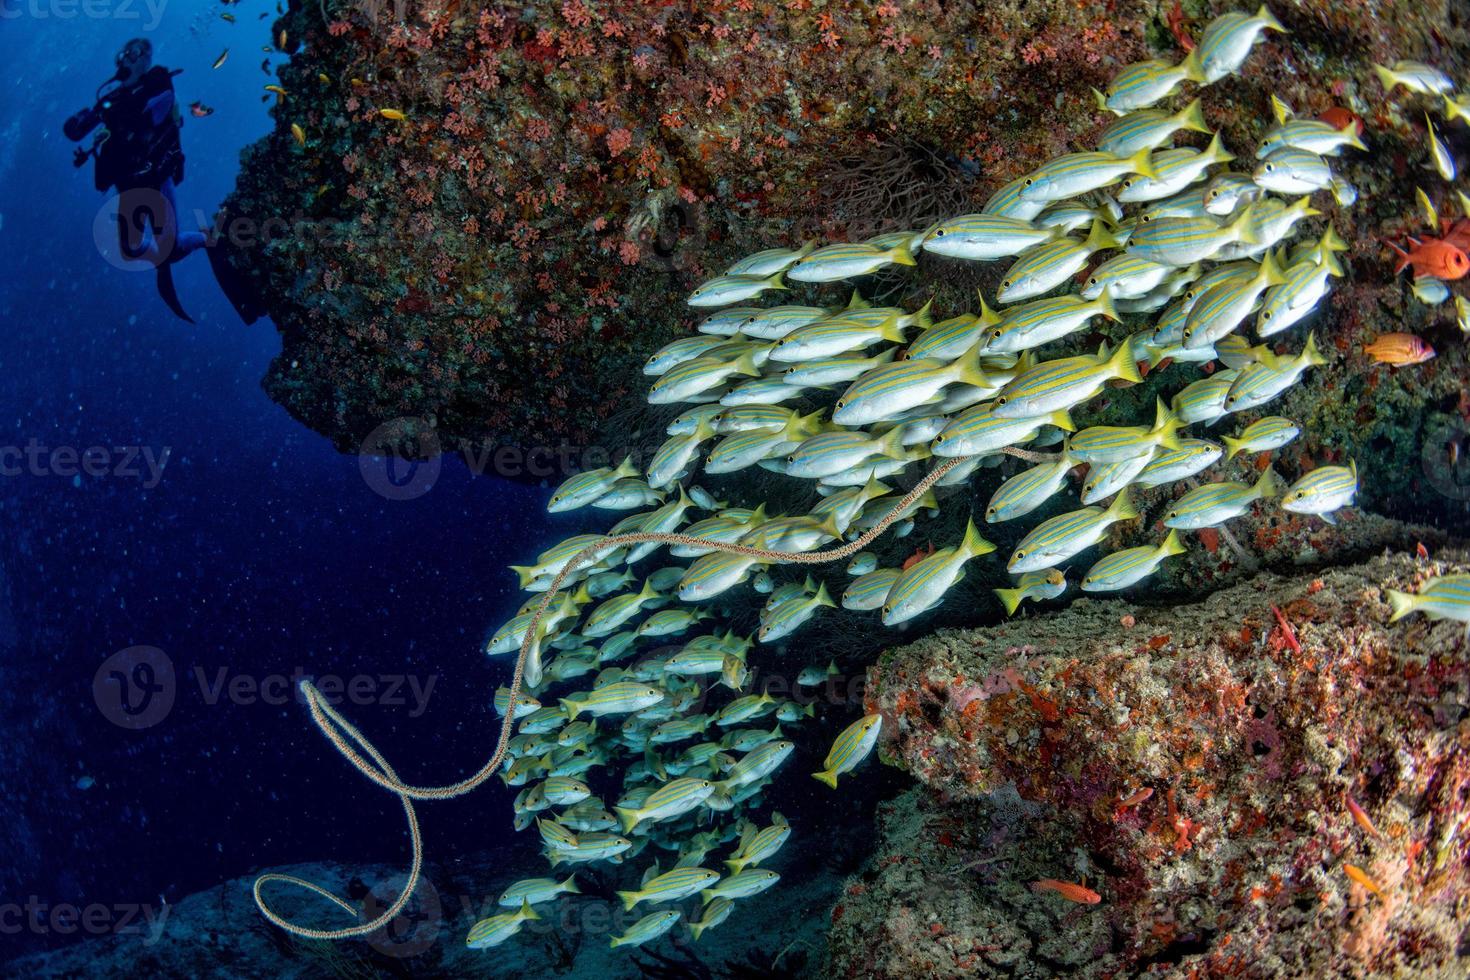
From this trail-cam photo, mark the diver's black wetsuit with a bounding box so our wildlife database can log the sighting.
[96,66,205,269]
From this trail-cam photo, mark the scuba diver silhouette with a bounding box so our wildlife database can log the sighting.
[66,39,226,323]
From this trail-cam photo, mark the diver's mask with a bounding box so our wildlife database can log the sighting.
[114,38,153,86]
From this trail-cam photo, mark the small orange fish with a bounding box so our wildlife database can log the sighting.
[1031,879,1102,904]
[1363,333,1435,366]
[188,101,214,118]
[379,108,407,121]
[1344,793,1382,839]
[901,542,936,571]
[1320,107,1365,138]
[1343,863,1383,897]
[1386,237,1470,280]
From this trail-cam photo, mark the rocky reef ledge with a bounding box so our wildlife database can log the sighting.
[832,546,1470,978]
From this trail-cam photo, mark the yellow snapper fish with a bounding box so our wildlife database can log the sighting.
[1118,133,1235,204]
[1190,4,1287,85]
[920,213,1063,260]
[614,777,716,833]
[881,519,997,625]
[1372,60,1456,96]
[1135,438,1223,487]
[466,899,539,949]
[616,866,720,910]
[1008,489,1138,573]
[498,875,580,907]
[1425,113,1457,181]
[1066,399,1184,464]
[690,898,734,941]
[726,240,816,277]
[813,713,882,789]
[1280,461,1357,523]
[757,582,836,642]
[1081,530,1187,592]
[548,457,640,513]
[1019,152,1157,204]
[1126,204,1260,267]
[1163,467,1280,529]
[994,568,1068,616]
[1181,250,1288,349]
[687,271,788,307]
[832,347,991,425]
[984,290,1119,354]
[1253,146,1334,195]
[1080,451,1156,505]
[932,404,1075,456]
[1385,574,1470,626]
[647,352,761,404]
[1094,59,1204,114]
[843,567,903,611]
[725,813,791,873]
[986,454,1074,523]
[1257,117,1367,158]
[703,868,780,902]
[787,241,916,282]
[1223,416,1300,458]
[610,910,682,949]
[1097,98,1211,157]
[991,341,1142,418]
[559,681,665,721]
[1223,333,1328,412]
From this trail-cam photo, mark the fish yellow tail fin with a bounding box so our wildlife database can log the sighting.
[888,243,918,267]
[1050,409,1077,433]
[812,769,839,789]
[1204,130,1235,165]
[1253,465,1282,500]
[1385,588,1417,623]
[1105,487,1139,523]
[994,586,1024,617]
[1159,529,1187,558]
[1222,435,1246,460]
[1151,397,1185,450]
[1104,339,1144,385]
[1095,286,1121,323]
[961,517,998,559]
[1256,3,1287,33]
[1125,147,1158,181]
[613,806,641,834]
[1302,332,1327,368]
[1180,47,1207,84]
[558,697,583,722]
[1176,97,1210,134]
[614,890,642,913]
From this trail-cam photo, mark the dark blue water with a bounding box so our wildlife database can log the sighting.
[0,3,556,959]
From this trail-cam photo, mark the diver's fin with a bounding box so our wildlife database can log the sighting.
[205,237,266,325]
[156,263,194,324]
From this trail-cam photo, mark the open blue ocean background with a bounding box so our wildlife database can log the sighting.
[0,0,560,960]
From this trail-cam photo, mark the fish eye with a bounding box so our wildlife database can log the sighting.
[786,455,796,463]
[986,507,997,517]
[1024,178,1034,186]
[1002,280,1013,288]
[934,229,946,237]
[1123,179,1135,188]
[1168,510,1178,519]
[1141,214,1153,223]
[990,328,1003,339]
[1264,164,1275,172]
[1262,310,1273,320]
[996,396,1007,405]
[1088,276,1099,285]
[1016,550,1027,559]
[836,400,846,409]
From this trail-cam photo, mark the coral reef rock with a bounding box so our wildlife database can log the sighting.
[830,547,1470,978]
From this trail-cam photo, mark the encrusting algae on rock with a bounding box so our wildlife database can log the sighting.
[244,5,1470,972]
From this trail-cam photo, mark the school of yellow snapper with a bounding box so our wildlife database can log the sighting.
[467,5,1464,952]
